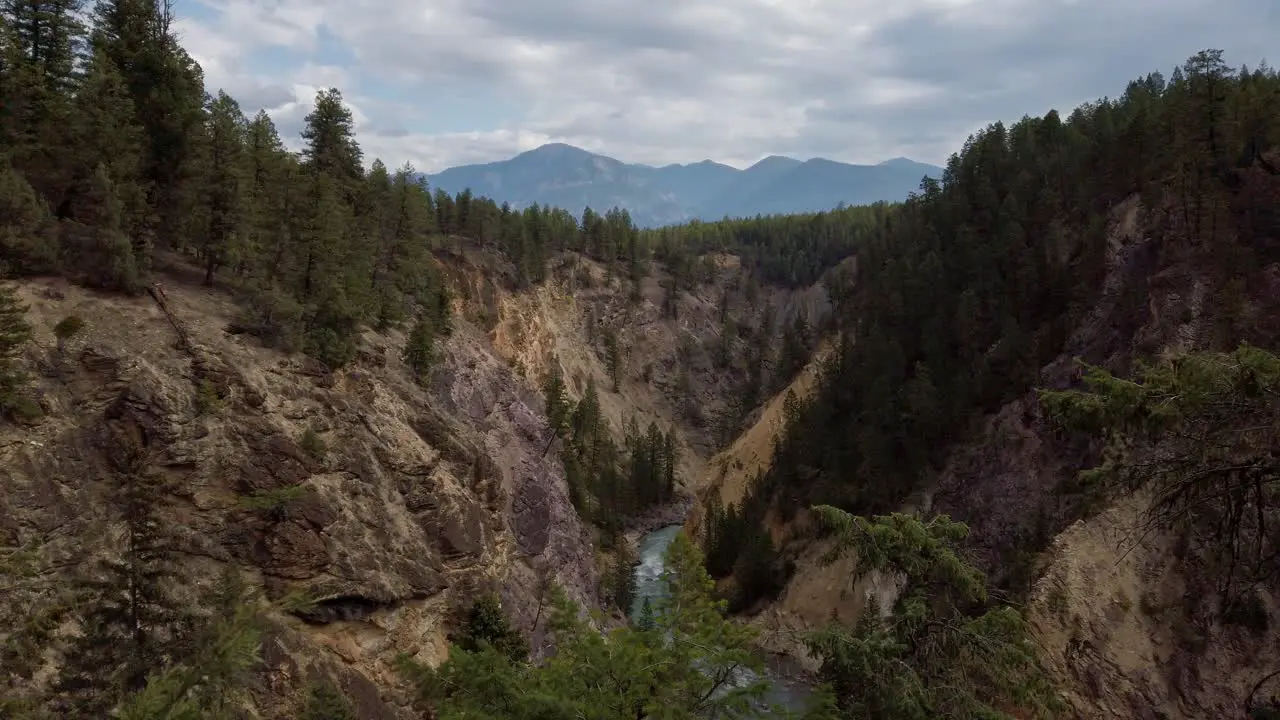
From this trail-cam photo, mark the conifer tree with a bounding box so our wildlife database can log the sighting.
[60,163,139,291]
[455,592,529,663]
[0,156,57,273]
[0,280,32,414]
[542,361,569,438]
[55,427,189,715]
[603,325,621,392]
[1,0,84,202]
[398,533,826,719]
[804,506,1061,718]
[300,88,363,196]
[197,90,248,285]
[115,567,264,720]
[403,310,439,386]
[241,109,291,281]
[92,0,207,247]
[70,44,150,243]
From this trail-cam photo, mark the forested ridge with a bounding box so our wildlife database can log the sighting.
[703,50,1280,610]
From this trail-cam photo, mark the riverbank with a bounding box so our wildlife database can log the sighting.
[622,490,696,542]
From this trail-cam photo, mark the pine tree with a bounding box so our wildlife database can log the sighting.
[611,540,637,613]
[115,567,264,720]
[603,325,621,392]
[197,90,247,285]
[1,0,85,203]
[1040,346,1280,607]
[59,163,139,291]
[455,592,529,663]
[636,597,656,631]
[0,156,57,273]
[55,427,189,716]
[804,506,1061,718]
[542,361,569,438]
[300,88,363,195]
[0,13,25,150]
[92,0,207,248]
[241,109,291,281]
[0,280,32,414]
[399,533,799,719]
[662,431,677,502]
[403,311,438,386]
[300,679,356,720]
[69,44,150,244]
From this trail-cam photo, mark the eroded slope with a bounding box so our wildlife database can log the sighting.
[0,274,598,717]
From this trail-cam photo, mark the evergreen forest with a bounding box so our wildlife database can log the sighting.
[3,0,1279,715]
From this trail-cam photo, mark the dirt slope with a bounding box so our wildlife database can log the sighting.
[1027,491,1279,718]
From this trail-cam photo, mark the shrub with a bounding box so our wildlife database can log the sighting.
[300,426,327,460]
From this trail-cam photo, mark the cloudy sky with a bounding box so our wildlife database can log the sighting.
[175,0,1277,173]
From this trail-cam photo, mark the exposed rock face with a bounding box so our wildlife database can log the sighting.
[0,275,601,717]
[431,324,600,644]
[930,191,1280,715]
[1027,492,1279,718]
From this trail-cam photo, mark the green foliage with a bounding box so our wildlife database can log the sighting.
[0,156,57,274]
[193,377,223,416]
[603,324,621,392]
[53,434,192,715]
[115,568,265,720]
[300,425,327,460]
[805,506,1062,719]
[541,361,570,437]
[550,375,679,533]
[1040,345,1280,605]
[300,679,357,720]
[403,309,444,386]
[61,163,140,292]
[399,533,836,720]
[455,592,530,664]
[52,313,83,350]
[238,484,307,520]
[0,536,76,714]
[0,280,32,418]
[636,596,657,631]
[609,540,638,613]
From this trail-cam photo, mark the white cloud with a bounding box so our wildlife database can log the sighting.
[177,0,1278,173]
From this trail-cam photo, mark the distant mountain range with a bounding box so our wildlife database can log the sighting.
[424,143,942,228]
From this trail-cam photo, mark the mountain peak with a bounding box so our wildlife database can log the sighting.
[747,155,802,172]
[520,142,596,159]
[879,156,932,168]
[427,148,943,227]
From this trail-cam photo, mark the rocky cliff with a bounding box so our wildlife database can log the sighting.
[0,272,597,717]
[0,240,833,716]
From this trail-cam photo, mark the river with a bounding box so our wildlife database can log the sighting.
[629,524,813,714]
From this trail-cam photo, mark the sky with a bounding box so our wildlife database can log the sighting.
[174,0,1279,174]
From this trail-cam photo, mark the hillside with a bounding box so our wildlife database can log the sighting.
[5,1,1280,716]
[690,51,1280,718]
[426,143,942,227]
[0,270,599,717]
[0,1,848,714]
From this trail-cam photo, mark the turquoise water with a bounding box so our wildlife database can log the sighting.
[629,524,684,620]
[629,525,812,713]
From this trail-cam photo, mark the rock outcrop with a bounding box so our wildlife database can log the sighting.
[0,275,600,716]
